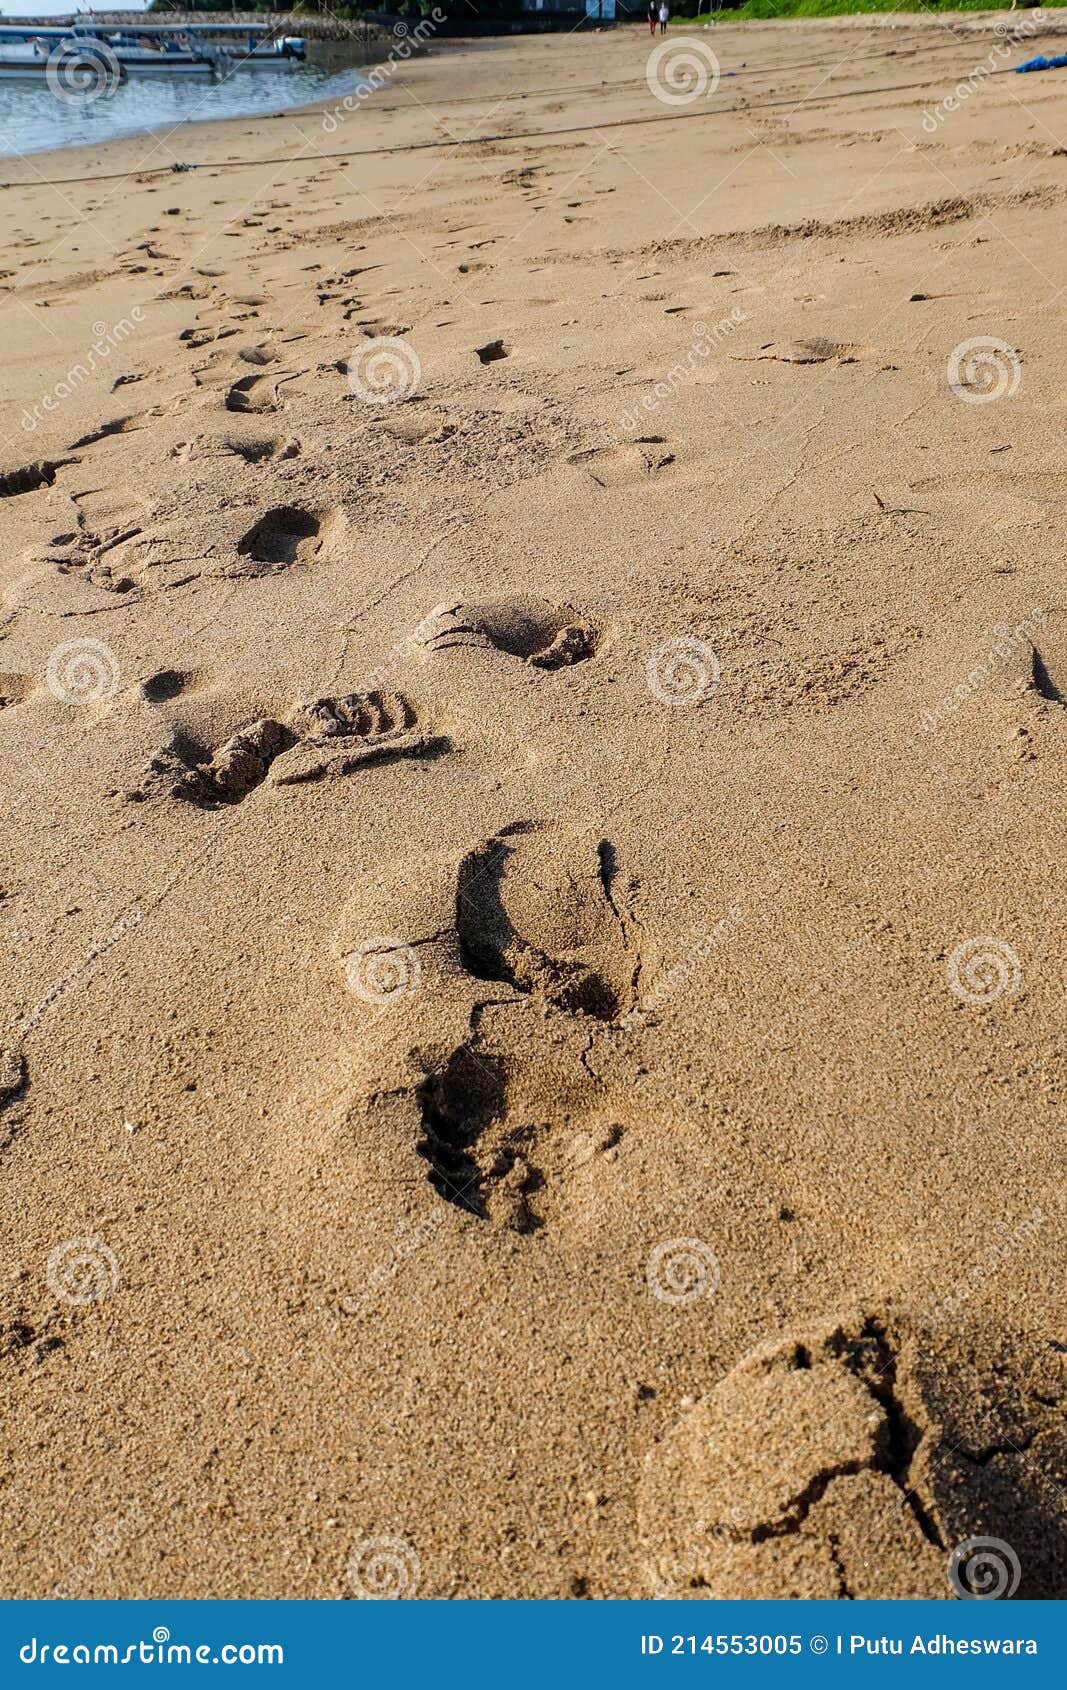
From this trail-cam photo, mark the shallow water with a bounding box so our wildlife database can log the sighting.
[0,42,378,159]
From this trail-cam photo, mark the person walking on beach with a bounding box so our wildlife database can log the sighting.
[647,1,657,35]
[658,4,670,34]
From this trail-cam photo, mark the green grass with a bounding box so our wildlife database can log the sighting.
[692,1,1065,19]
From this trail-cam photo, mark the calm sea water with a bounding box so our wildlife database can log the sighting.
[0,43,380,159]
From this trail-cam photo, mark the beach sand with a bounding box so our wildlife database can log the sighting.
[1,13,1065,1600]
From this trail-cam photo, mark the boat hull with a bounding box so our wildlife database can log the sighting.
[0,54,299,81]
[0,57,215,79]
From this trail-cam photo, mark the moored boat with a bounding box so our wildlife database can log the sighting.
[0,20,306,83]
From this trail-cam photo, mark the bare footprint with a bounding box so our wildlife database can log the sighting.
[333,820,639,1229]
[735,339,865,366]
[415,596,599,669]
[138,668,206,704]
[234,505,342,571]
[567,440,674,488]
[169,434,301,465]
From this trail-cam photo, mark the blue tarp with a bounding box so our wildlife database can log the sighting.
[1016,51,1067,73]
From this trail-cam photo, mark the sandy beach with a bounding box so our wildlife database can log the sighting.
[1,12,1066,1600]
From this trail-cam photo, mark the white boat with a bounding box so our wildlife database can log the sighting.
[0,20,307,83]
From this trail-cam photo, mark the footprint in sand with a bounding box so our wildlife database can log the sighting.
[33,508,148,600]
[169,434,302,466]
[224,370,299,415]
[638,1309,1067,1599]
[0,672,35,709]
[180,324,240,353]
[138,668,206,705]
[194,341,280,396]
[1028,645,1065,706]
[972,621,1067,766]
[735,338,866,366]
[0,460,70,499]
[414,595,599,670]
[67,415,147,451]
[567,440,675,488]
[333,819,640,1231]
[1,1047,27,1104]
[233,504,343,572]
[25,495,340,616]
[0,1047,29,1157]
[138,687,437,808]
